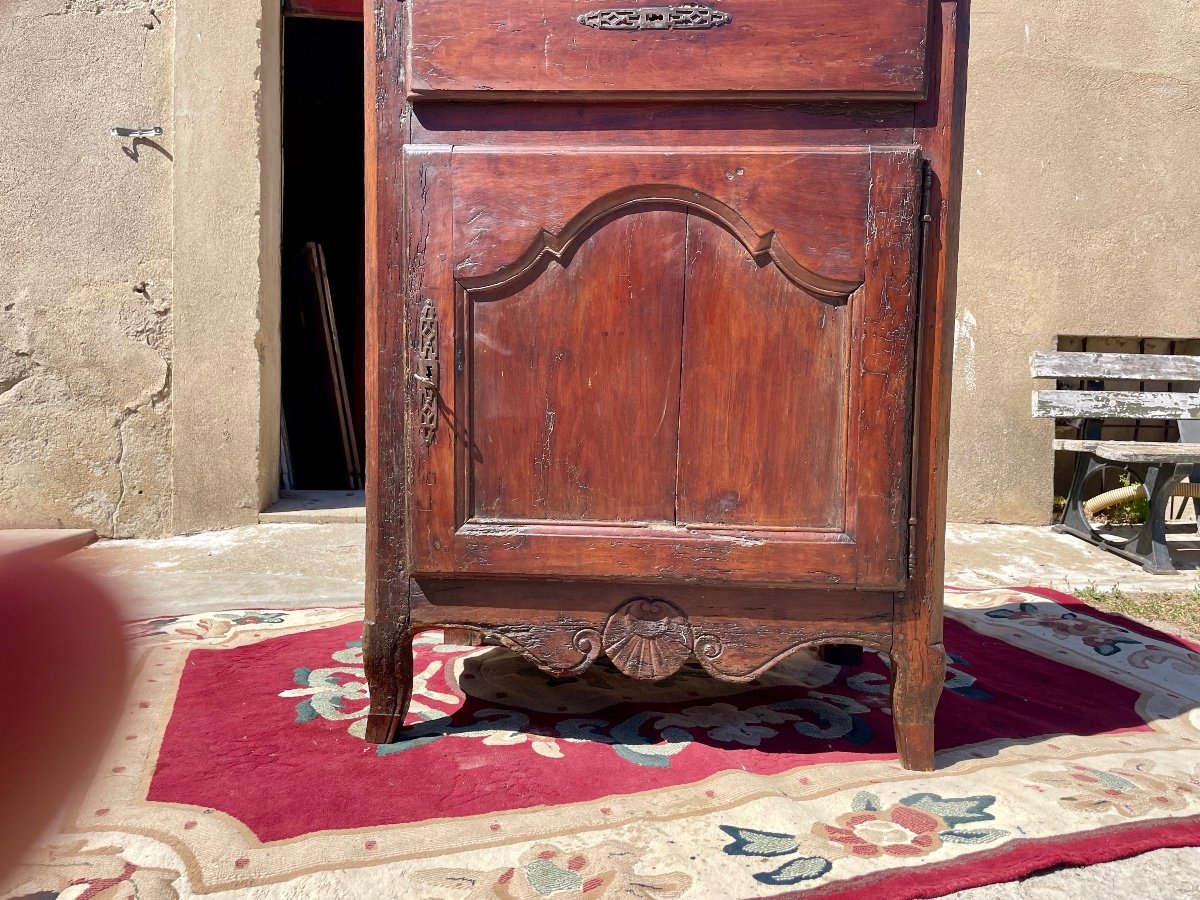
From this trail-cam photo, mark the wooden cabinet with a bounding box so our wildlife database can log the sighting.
[364,1,971,771]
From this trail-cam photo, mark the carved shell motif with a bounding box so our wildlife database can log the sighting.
[601,598,693,681]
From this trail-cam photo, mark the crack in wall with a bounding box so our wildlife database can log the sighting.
[108,358,170,536]
[112,411,128,534]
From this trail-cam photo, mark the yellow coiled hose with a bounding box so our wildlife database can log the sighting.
[1083,482,1200,517]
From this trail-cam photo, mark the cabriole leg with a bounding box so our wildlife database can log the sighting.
[363,622,414,744]
[890,642,945,771]
[891,591,946,771]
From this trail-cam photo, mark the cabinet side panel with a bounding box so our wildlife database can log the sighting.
[365,0,410,615]
[908,0,971,632]
[677,213,850,529]
[362,0,414,743]
[469,207,687,523]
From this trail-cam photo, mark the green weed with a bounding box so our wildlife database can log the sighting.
[1072,581,1200,637]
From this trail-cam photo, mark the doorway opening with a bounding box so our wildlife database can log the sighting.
[279,13,365,492]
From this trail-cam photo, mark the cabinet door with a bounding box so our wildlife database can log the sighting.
[405,147,921,588]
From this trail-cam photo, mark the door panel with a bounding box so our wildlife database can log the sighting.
[408,146,922,587]
[470,207,686,523]
[677,213,849,529]
[449,149,870,288]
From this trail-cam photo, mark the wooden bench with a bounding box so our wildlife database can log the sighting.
[1031,351,1200,573]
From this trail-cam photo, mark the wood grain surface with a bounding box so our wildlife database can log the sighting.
[405,147,920,587]
[1052,440,1200,464]
[676,212,849,529]
[412,102,916,149]
[469,206,686,523]
[1033,390,1200,420]
[448,149,872,288]
[408,0,930,98]
[1031,350,1200,381]
[363,0,972,772]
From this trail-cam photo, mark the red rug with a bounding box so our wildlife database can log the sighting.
[8,587,1200,899]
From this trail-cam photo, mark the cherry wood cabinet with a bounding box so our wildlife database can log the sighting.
[363,1,971,771]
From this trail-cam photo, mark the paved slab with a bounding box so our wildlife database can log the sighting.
[953,846,1200,899]
[946,523,1200,594]
[74,524,365,619]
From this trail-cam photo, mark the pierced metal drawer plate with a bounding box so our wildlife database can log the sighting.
[577,5,732,31]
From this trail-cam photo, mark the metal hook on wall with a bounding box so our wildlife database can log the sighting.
[109,127,163,138]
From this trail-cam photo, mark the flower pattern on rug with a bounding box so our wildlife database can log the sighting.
[132,610,288,639]
[720,791,1008,886]
[980,598,1200,678]
[4,840,181,900]
[9,589,1200,898]
[281,634,993,766]
[281,637,464,738]
[842,652,993,705]
[414,841,691,898]
[1029,758,1200,818]
[985,604,1142,656]
[1126,645,1200,676]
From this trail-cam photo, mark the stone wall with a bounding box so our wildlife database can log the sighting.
[949,1,1200,523]
[0,0,174,537]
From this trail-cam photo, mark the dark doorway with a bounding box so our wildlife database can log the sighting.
[280,15,365,489]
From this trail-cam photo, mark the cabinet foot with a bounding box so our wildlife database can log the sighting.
[365,712,407,744]
[895,721,936,771]
[890,639,945,771]
[363,623,414,745]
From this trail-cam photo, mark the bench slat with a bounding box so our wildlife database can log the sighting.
[1052,439,1200,464]
[1030,351,1200,381]
[1033,390,1200,419]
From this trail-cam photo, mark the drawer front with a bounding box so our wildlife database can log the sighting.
[408,0,930,98]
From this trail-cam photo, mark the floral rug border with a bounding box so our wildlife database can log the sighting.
[15,586,1200,898]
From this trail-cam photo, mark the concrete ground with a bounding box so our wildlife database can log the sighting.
[65,521,1200,896]
[73,520,1200,620]
[947,523,1199,594]
[73,523,365,618]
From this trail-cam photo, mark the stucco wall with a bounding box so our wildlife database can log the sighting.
[0,0,175,537]
[1,0,280,537]
[3,1,1197,536]
[948,1,1200,524]
[171,0,281,534]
